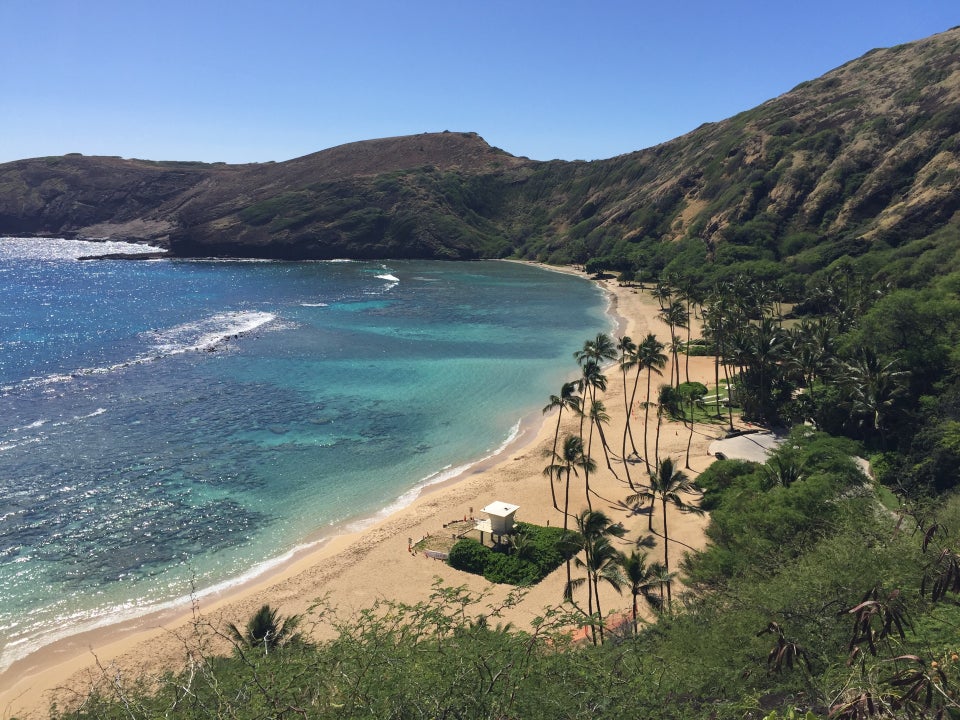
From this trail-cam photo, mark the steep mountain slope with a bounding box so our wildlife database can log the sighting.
[1,27,959,275]
[0,155,223,242]
[165,132,535,259]
[0,132,534,258]
[526,26,960,282]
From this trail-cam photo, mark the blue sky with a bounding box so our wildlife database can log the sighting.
[0,1,956,164]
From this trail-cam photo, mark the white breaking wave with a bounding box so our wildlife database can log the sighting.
[300,302,329,307]
[0,436,42,453]
[147,311,276,355]
[376,274,400,283]
[0,237,166,261]
[2,312,277,396]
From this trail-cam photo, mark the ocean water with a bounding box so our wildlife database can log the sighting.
[0,238,609,670]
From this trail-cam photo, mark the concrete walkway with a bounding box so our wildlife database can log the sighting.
[708,431,783,463]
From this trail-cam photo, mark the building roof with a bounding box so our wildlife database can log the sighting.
[481,501,519,518]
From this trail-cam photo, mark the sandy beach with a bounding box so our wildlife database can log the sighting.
[1,266,733,719]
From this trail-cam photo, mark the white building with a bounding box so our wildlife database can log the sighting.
[475,501,519,544]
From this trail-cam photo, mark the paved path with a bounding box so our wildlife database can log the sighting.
[708,431,782,463]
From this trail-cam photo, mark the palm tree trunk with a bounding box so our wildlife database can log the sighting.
[585,550,596,645]
[627,366,643,455]
[722,351,734,433]
[563,467,573,591]
[654,406,663,469]
[584,416,596,513]
[662,498,672,612]
[594,416,619,480]
[548,410,564,511]
[651,414,663,527]
[621,369,635,490]
[671,330,679,388]
[593,573,605,645]
[643,369,653,473]
[714,346,721,418]
[686,395,695,469]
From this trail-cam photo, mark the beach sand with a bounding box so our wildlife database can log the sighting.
[0,266,735,719]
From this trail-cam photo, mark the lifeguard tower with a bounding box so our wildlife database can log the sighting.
[475,501,519,545]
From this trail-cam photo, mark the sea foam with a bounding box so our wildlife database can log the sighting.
[1,311,277,397]
[147,310,276,355]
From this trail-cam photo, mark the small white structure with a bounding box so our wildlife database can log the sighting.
[475,501,520,544]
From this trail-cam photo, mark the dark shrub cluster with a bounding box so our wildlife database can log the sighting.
[448,522,579,585]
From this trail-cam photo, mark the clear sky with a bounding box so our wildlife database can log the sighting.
[0,1,956,164]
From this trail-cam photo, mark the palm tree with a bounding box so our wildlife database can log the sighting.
[839,347,909,448]
[629,457,703,610]
[669,336,685,389]
[565,509,626,644]
[619,550,667,633]
[542,382,582,511]
[653,383,679,469]
[683,383,707,469]
[617,335,639,489]
[543,434,596,589]
[784,321,821,396]
[702,298,726,420]
[574,333,618,369]
[750,279,778,322]
[227,604,302,654]
[637,334,668,473]
[704,283,745,431]
[659,302,688,388]
[674,277,702,385]
[762,455,806,490]
[731,316,789,423]
[589,399,619,482]
[807,318,839,393]
[543,434,595,530]
[651,281,673,310]
[577,359,609,509]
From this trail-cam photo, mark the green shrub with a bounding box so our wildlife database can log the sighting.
[447,523,578,586]
[448,538,491,575]
[696,458,761,510]
[482,551,539,585]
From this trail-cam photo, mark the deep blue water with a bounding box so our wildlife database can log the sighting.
[0,238,609,668]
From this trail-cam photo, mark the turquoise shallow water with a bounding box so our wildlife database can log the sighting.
[0,240,609,669]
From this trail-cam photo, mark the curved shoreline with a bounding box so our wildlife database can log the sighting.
[1,275,595,670]
[0,259,604,671]
[0,265,720,719]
